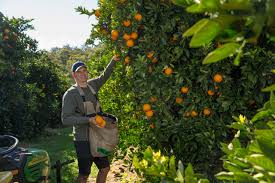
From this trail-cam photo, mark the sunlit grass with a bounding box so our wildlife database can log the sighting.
[20,127,98,183]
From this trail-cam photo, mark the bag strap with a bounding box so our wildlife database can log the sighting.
[74,84,101,114]
[87,84,101,112]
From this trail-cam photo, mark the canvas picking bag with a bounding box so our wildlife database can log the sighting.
[76,84,119,157]
[88,113,119,157]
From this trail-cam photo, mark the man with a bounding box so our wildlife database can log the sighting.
[61,55,119,183]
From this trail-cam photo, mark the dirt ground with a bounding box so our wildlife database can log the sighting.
[88,147,141,183]
[88,159,139,183]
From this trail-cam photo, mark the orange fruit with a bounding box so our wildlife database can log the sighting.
[94,9,100,18]
[191,110,198,117]
[164,67,173,75]
[111,30,119,37]
[124,56,130,64]
[130,32,138,39]
[180,86,189,94]
[145,110,154,118]
[147,51,154,59]
[123,33,131,40]
[175,97,183,104]
[134,13,142,21]
[150,96,157,103]
[150,123,155,129]
[203,108,211,116]
[213,73,223,83]
[207,90,215,96]
[123,20,131,27]
[111,35,118,41]
[143,104,151,112]
[95,115,106,127]
[126,39,134,47]
[152,57,158,63]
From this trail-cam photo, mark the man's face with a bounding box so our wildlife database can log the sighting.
[72,66,88,83]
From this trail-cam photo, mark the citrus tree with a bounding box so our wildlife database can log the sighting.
[0,13,70,138]
[78,0,274,178]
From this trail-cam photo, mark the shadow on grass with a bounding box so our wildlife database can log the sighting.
[20,127,98,183]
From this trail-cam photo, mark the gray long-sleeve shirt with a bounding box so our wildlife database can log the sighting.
[61,60,115,141]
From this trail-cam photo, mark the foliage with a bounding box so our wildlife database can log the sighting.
[85,44,147,151]
[216,90,275,183]
[20,127,96,183]
[23,54,70,128]
[173,0,275,65]
[134,88,275,183]
[78,0,275,178]
[47,45,94,74]
[0,13,70,138]
[133,146,209,183]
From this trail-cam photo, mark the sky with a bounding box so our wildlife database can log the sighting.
[0,0,98,50]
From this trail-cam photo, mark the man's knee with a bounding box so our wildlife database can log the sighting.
[99,166,110,174]
[77,174,89,183]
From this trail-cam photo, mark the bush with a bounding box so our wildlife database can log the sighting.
[78,0,275,178]
[0,13,70,138]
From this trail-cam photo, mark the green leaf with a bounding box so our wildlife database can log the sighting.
[219,1,252,10]
[185,163,196,183]
[234,172,257,183]
[143,146,153,161]
[178,160,184,174]
[232,138,241,149]
[267,121,275,129]
[248,141,262,154]
[172,0,194,7]
[262,84,275,92]
[186,3,205,13]
[247,154,275,172]
[233,50,241,66]
[133,155,140,169]
[201,0,219,10]
[215,172,235,180]
[255,130,275,160]
[223,161,242,172]
[270,91,275,108]
[168,156,177,177]
[251,110,272,123]
[198,179,210,183]
[227,122,246,130]
[146,165,159,175]
[183,19,209,37]
[175,169,184,183]
[190,20,222,48]
[231,158,249,168]
[258,100,271,111]
[202,43,241,64]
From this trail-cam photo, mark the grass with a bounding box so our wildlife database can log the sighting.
[20,127,99,183]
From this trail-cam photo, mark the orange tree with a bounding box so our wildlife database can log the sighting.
[0,13,69,138]
[83,44,147,150]
[78,0,274,178]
